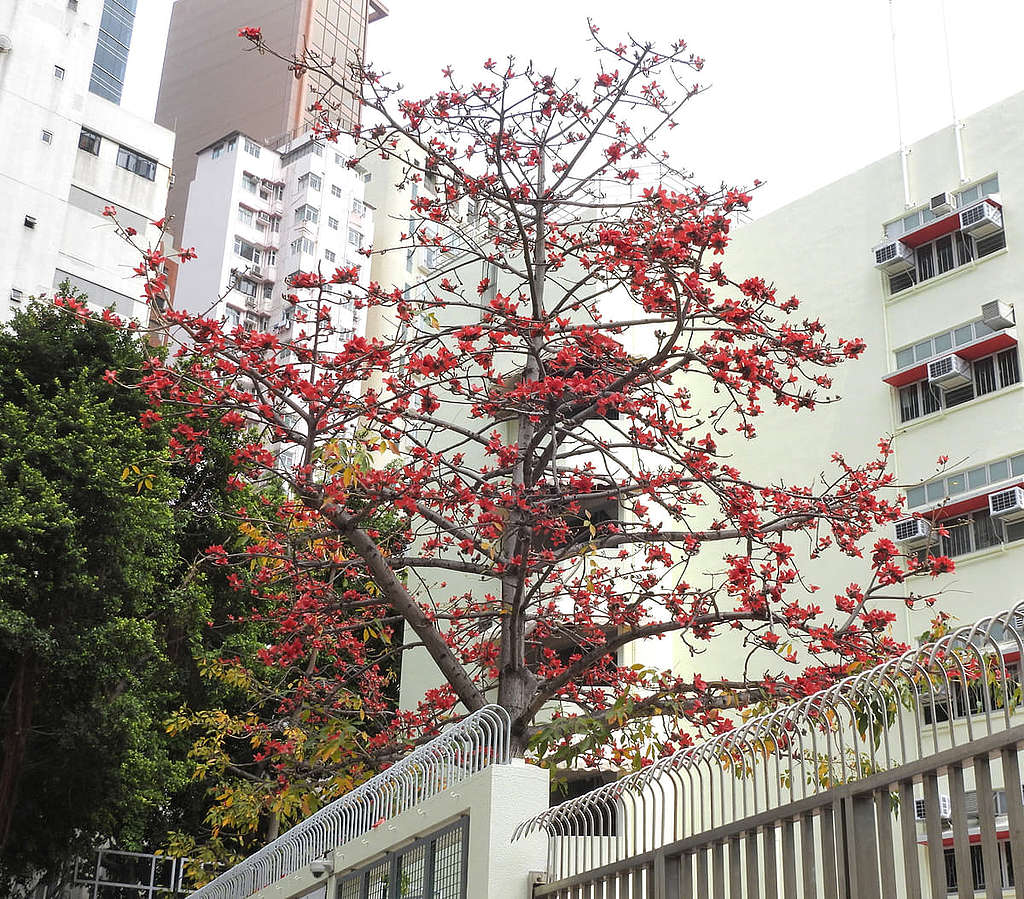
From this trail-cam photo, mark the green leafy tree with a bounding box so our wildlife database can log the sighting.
[0,301,207,888]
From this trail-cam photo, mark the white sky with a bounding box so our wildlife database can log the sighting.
[368,0,1024,217]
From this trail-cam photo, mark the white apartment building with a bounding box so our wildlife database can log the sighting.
[0,0,175,323]
[173,131,373,347]
[701,88,1024,675]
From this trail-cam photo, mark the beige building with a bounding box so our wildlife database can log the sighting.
[155,0,386,243]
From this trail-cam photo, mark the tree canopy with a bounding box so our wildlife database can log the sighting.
[79,24,954,779]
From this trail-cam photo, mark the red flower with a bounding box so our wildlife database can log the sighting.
[238,26,262,42]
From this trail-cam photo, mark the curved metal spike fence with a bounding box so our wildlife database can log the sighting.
[515,603,1024,883]
[190,705,511,899]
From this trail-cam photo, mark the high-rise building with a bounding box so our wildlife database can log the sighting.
[0,0,176,322]
[693,89,1024,678]
[156,0,387,244]
[173,129,372,363]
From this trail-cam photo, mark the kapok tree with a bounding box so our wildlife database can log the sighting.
[98,24,954,764]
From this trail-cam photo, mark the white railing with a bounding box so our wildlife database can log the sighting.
[189,705,510,898]
[516,603,1024,896]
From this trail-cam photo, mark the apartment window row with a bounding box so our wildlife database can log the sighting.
[945,839,1016,893]
[89,0,136,104]
[889,230,1005,295]
[298,172,322,192]
[908,453,1024,510]
[116,145,156,181]
[894,319,1003,370]
[233,236,262,265]
[898,348,1020,422]
[244,138,261,158]
[79,127,102,155]
[885,176,1000,239]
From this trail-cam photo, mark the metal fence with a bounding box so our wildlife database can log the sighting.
[72,848,190,897]
[189,705,510,899]
[336,817,469,899]
[515,603,1024,898]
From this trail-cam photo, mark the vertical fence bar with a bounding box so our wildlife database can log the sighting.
[762,827,778,899]
[873,787,898,899]
[973,754,1001,899]
[1000,746,1024,899]
[781,818,797,899]
[923,773,948,899]
[948,763,973,899]
[851,794,881,899]
[800,812,818,899]
[696,846,709,899]
[728,836,742,899]
[897,779,923,899]
[679,851,693,899]
[819,804,839,899]
[744,829,760,899]
[711,841,725,899]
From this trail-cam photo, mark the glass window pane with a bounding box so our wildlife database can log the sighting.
[975,319,993,337]
[998,350,1021,387]
[916,245,935,281]
[947,473,967,495]
[907,486,927,508]
[1012,455,1024,477]
[935,236,955,274]
[974,356,997,395]
[954,325,974,346]
[903,212,920,231]
[896,347,915,368]
[885,220,902,238]
[933,332,953,353]
[967,467,989,490]
[982,176,999,196]
[921,207,936,224]
[990,459,1010,483]
[927,481,947,502]
[959,185,980,206]
[915,340,934,362]
[922,383,943,415]
[899,385,920,422]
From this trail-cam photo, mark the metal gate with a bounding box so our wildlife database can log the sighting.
[336,817,469,899]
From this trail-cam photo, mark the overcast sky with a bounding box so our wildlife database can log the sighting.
[367,0,1024,217]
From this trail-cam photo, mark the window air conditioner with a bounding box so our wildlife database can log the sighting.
[960,201,1003,238]
[873,240,915,273]
[981,300,1015,331]
[989,486,1024,522]
[915,795,952,820]
[930,192,954,216]
[927,354,972,389]
[894,517,932,549]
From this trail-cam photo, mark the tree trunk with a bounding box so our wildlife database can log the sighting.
[0,652,38,850]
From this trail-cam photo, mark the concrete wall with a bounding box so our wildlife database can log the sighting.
[252,761,549,899]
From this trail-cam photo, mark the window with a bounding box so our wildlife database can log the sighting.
[325,249,336,263]
[889,227,1002,295]
[894,319,998,370]
[897,348,1020,423]
[211,143,224,159]
[908,452,1024,510]
[352,198,365,216]
[243,138,261,157]
[264,249,276,267]
[40,130,53,145]
[956,175,1000,208]
[227,137,237,151]
[943,838,1015,894]
[290,237,316,255]
[54,65,65,80]
[298,172,322,191]
[406,249,415,273]
[89,0,136,104]
[115,146,156,180]
[233,236,260,264]
[24,216,36,230]
[10,289,23,303]
[238,206,254,226]
[328,216,339,230]
[263,284,273,299]
[242,173,259,194]
[348,228,362,247]
[78,127,101,155]
[236,278,257,297]
[331,184,343,198]
[294,204,319,224]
